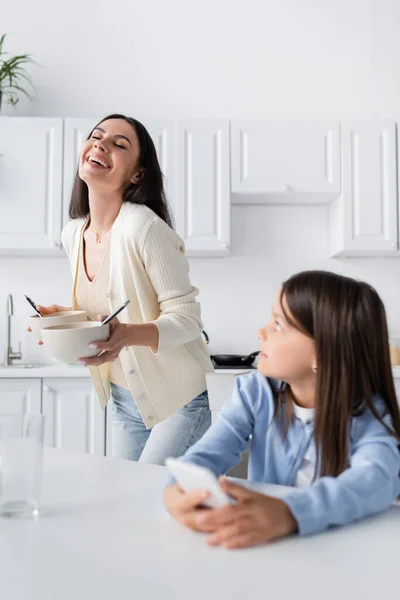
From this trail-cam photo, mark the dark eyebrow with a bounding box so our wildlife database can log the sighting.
[93,127,131,146]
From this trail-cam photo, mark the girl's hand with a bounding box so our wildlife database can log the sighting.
[163,484,211,530]
[77,315,129,366]
[27,304,72,345]
[194,478,298,549]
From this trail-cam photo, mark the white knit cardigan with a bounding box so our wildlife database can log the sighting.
[61,202,214,428]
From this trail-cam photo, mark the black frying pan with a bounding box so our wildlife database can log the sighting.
[210,351,259,368]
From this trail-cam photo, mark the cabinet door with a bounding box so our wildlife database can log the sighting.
[329,120,398,257]
[176,120,230,256]
[63,118,176,227]
[0,117,63,252]
[206,373,239,424]
[231,120,340,203]
[0,379,41,413]
[42,378,105,456]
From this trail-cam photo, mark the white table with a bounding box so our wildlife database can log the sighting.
[0,449,399,600]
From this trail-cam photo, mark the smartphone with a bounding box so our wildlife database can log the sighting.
[165,458,235,509]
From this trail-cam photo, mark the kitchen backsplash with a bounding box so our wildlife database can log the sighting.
[1,203,400,364]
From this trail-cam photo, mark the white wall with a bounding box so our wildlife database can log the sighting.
[2,0,400,362]
[3,0,400,120]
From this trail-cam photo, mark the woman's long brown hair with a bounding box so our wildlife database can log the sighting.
[278,270,400,478]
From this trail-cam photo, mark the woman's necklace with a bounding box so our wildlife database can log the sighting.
[89,224,112,244]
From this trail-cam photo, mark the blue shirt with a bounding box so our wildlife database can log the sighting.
[179,371,400,535]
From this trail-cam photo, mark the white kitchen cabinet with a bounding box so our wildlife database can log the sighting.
[42,378,105,456]
[0,378,41,414]
[206,371,247,424]
[64,118,230,256]
[329,120,398,257]
[205,371,251,479]
[176,120,230,256]
[63,118,176,227]
[0,117,63,253]
[231,120,340,204]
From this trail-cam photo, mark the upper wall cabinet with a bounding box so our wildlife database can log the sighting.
[64,118,231,257]
[63,118,176,228]
[0,117,63,253]
[176,120,230,256]
[231,120,340,204]
[329,120,398,257]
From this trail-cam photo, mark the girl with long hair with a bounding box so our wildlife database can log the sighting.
[164,270,400,548]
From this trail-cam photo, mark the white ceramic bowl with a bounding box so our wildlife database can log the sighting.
[29,311,87,342]
[41,322,110,365]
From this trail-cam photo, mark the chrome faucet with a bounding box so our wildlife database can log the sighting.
[6,294,22,365]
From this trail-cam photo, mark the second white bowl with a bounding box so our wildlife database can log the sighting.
[30,311,87,342]
[41,321,110,365]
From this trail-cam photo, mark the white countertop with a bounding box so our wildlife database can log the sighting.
[211,366,400,378]
[0,363,91,378]
[0,364,253,378]
[0,448,399,600]
[1,362,400,380]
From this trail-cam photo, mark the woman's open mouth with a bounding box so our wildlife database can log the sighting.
[86,155,111,168]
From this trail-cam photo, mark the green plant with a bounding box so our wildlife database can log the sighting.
[0,33,35,107]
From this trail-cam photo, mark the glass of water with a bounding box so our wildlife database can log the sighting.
[0,413,44,518]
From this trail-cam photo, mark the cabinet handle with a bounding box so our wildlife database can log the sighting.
[43,385,52,393]
[282,184,291,192]
[50,240,61,248]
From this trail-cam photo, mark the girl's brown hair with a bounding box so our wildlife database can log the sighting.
[278,270,400,478]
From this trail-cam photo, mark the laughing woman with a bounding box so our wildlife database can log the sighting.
[36,114,214,464]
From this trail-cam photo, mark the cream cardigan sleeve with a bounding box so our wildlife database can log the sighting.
[140,217,204,354]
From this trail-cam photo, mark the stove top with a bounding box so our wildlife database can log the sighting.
[213,365,256,370]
